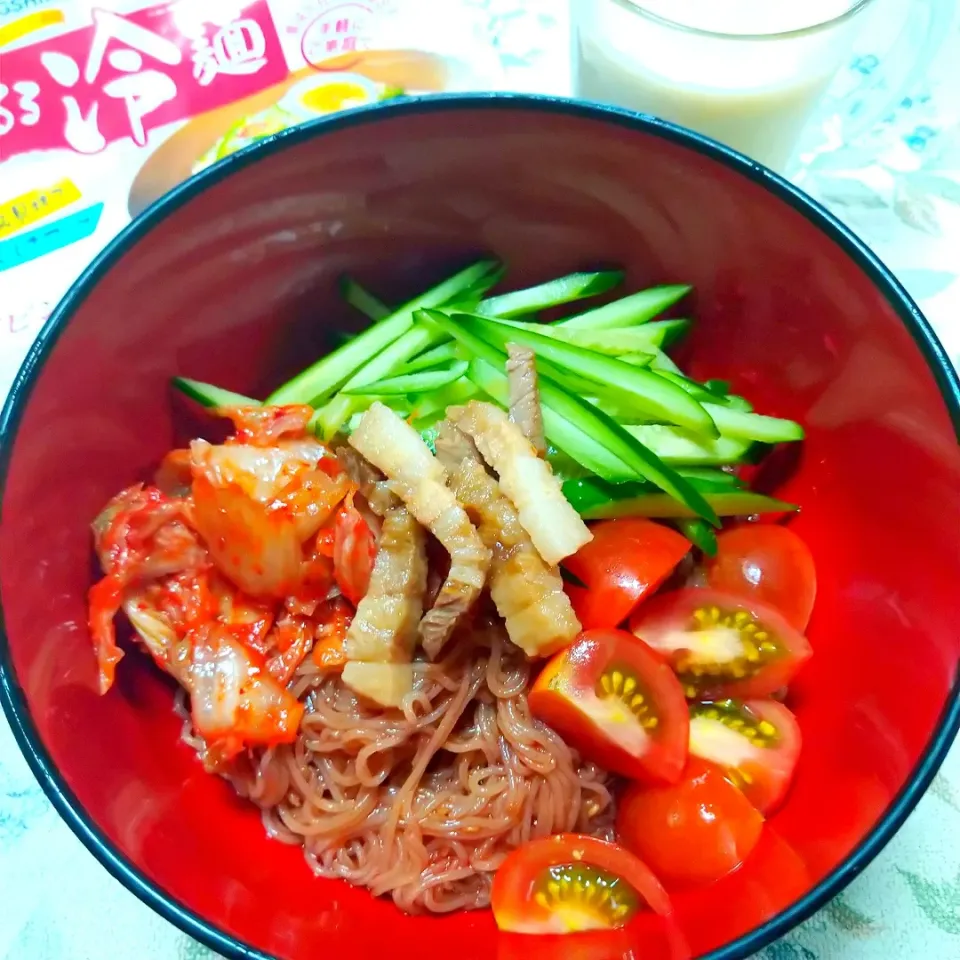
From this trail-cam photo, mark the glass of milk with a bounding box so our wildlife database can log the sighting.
[572,0,951,173]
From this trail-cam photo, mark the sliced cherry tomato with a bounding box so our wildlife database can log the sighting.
[563,519,691,630]
[706,525,816,631]
[629,588,812,701]
[491,833,671,934]
[671,826,811,955]
[530,629,688,784]
[617,757,764,888]
[688,699,801,814]
[333,492,376,605]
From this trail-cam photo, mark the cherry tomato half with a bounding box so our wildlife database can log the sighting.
[491,833,672,934]
[617,758,764,888]
[629,588,812,700]
[564,519,691,630]
[706,525,816,631]
[688,699,802,814]
[530,629,689,784]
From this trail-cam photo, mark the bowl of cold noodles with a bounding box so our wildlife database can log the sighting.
[1,94,959,960]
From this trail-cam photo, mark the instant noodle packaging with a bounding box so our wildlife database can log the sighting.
[0,0,503,397]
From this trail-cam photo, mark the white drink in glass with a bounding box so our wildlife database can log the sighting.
[572,0,871,172]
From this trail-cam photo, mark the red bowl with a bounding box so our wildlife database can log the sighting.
[1,94,959,960]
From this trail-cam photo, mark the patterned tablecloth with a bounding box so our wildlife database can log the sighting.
[1,1,959,958]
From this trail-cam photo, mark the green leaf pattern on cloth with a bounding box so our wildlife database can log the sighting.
[930,773,960,813]
[178,935,219,960]
[824,893,879,935]
[760,941,818,960]
[898,868,960,936]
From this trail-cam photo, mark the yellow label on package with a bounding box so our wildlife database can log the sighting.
[0,179,82,239]
[0,9,67,48]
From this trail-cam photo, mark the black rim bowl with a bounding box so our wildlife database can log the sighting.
[2,93,959,960]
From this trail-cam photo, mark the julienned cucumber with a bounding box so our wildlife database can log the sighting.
[676,518,719,556]
[562,476,797,520]
[558,284,691,330]
[704,404,804,443]
[650,349,683,374]
[653,370,754,412]
[339,276,390,321]
[396,342,460,375]
[676,467,745,489]
[311,325,447,437]
[266,259,500,406]
[503,318,691,355]
[418,309,719,525]
[580,491,798,520]
[409,377,478,421]
[623,424,755,465]
[562,472,745,515]
[172,377,259,408]
[453,312,717,437]
[343,360,468,396]
[309,263,506,437]
[654,370,720,404]
[467,357,642,480]
[476,270,624,319]
[617,352,656,367]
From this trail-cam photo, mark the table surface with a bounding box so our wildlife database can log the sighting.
[2,1,960,958]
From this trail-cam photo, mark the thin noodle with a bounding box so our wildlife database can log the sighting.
[196,628,614,913]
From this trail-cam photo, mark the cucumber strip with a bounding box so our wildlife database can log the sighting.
[676,467,745,489]
[655,370,718,404]
[311,324,446,437]
[343,411,365,433]
[422,312,644,481]
[266,258,499,406]
[676,518,719,556]
[462,262,508,303]
[503,318,690,355]
[455,312,716,437]
[561,472,742,515]
[623,424,754,465]
[558,284,691,330]
[650,349,684,375]
[546,446,592,483]
[705,404,804,443]
[559,319,691,354]
[396,342,460,375]
[537,363,622,399]
[652,370,754,414]
[476,270,624,319]
[418,310,718,524]
[467,357,647,481]
[620,352,656,367]
[704,378,731,397]
[172,377,259,408]
[409,376,479,421]
[649,362,755,412]
[583,491,798,520]
[339,275,390,321]
[342,361,468,396]
[561,476,796,520]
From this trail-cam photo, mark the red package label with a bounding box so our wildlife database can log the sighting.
[0,2,289,159]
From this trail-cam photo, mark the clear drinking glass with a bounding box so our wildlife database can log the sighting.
[571,0,953,173]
